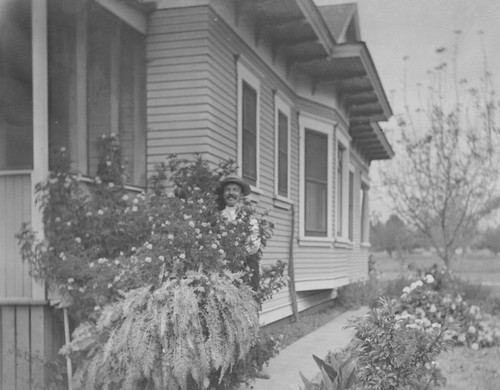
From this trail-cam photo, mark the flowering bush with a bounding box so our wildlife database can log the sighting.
[346,297,451,390]
[398,269,500,349]
[17,138,288,388]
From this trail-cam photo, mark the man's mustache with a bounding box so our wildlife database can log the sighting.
[225,195,237,200]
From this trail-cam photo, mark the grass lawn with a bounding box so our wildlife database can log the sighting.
[374,251,500,292]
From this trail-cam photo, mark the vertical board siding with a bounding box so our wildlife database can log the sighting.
[0,305,64,390]
[0,174,32,298]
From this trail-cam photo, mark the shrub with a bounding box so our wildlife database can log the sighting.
[17,142,288,388]
[347,297,451,390]
[62,271,259,390]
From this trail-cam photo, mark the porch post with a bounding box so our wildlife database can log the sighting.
[31,0,48,300]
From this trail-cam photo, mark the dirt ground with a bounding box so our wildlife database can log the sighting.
[438,345,500,390]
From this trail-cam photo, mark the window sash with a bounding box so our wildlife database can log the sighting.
[242,81,257,185]
[336,145,344,236]
[305,130,328,237]
[277,110,288,197]
[348,171,354,241]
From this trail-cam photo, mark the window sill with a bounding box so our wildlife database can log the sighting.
[298,237,333,247]
[273,195,293,210]
[334,238,354,249]
[0,169,32,176]
[361,242,372,248]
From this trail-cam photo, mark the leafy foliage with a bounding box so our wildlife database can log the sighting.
[347,297,451,390]
[17,141,288,388]
[300,354,357,390]
[62,271,259,390]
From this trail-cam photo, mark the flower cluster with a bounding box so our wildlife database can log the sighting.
[397,269,500,349]
[18,147,286,322]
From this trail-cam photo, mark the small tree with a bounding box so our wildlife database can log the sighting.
[475,226,500,256]
[382,31,500,267]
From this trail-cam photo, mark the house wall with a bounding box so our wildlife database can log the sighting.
[147,4,371,324]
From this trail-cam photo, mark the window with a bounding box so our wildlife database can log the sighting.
[0,0,33,170]
[336,129,350,241]
[360,181,369,244]
[48,0,146,185]
[336,144,345,236]
[274,93,291,199]
[299,115,333,242]
[237,59,260,188]
[305,130,328,237]
[242,82,257,185]
[348,170,354,241]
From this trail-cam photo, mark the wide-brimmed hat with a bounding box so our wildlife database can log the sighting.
[220,175,251,196]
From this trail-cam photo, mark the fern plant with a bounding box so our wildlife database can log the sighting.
[62,270,259,390]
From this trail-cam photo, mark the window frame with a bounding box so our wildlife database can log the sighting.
[299,114,334,245]
[236,58,261,192]
[274,92,292,202]
[335,128,351,244]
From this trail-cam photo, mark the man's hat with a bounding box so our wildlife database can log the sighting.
[220,175,251,196]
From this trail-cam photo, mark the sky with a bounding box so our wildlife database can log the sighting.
[316,0,500,221]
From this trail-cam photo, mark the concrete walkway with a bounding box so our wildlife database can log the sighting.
[246,306,368,390]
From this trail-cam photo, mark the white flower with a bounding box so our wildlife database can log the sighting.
[94,306,101,311]
[75,237,81,243]
[159,255,165,261]
[167,234,174,240]
[133,198,139,204]
[429,304,437,313]
[86,211,93,217]
[468,325,477,334]
[114,276,121,282]
[67,278,74,283]
[122,194,129,201]
[145,257,152,263]
[98,258,107,264]
[189,221,195,228]
[131,206,138,212]
[402,286,411,294]
[66,221,72,226]
[212,243,217,249]
[59,252,67,261]
[97,209,104,215]
[95,176,102,184]
[424,274,435,284]
[470,343,479,351]
[89,262,94,268]
[179,253,186,260]
[114,260,120,265]
[106,161,112,166]
[107,283,113,288]
[145,242,153,250]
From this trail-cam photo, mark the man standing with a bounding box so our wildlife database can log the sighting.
[219,175,261,291]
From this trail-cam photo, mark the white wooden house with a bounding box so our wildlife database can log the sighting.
[0,0,393,387]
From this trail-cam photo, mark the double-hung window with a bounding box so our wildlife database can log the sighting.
[237,59,260,189]
[274,93,291,199]
[336,129,351,242]
[299,115,333,242]
[47,0,146,186]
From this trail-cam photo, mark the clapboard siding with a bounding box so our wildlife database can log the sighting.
[0,305,64,390]
[145,4,372,323]
[0,174,32,298]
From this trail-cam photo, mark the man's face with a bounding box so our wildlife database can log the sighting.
[223,183,243,207]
